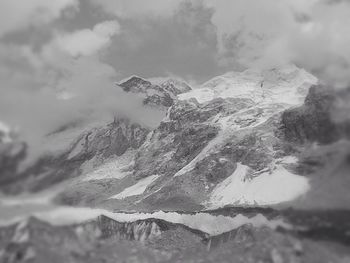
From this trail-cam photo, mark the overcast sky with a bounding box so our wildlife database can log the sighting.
[1,0,350,158]
[1,0,350,84]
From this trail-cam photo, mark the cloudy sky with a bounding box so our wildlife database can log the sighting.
[1,0,350,157]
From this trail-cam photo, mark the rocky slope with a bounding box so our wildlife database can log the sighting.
[0,78,191,194]
[0,118,149,194]
[0,124,27,188]
[0,207,349,263]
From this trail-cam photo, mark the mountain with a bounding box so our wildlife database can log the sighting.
[53,65,350,212]
[3,64,349,212]
[1,65,350,262]
[110,65,320,210]
[0,77,192,194]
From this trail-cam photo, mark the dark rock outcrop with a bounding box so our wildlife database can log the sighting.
[119,76,153,93]
[280,85,350,144]
[0,142,27,186]
[68,118,148,161]
[118,77,191,108]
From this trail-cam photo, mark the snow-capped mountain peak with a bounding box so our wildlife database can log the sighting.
[118,76,153,93]
[115,75,192,108]
[179,64,318,106]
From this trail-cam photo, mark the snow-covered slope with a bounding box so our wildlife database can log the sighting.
[179,65,317,106]
[81,149,135,182]
[109,174,159,200]
[205,163,309,208]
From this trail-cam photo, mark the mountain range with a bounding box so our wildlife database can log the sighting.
[1,65,350,262]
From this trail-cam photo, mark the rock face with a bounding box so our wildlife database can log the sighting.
[134,99,225,180]
[96,216,163,241]
[2,118,150,193]
[280,85,350,144]
[1,210,349,263]
[94,215,207,243]
[0,214,207,263]
[0,141,26,186]
[118,76,191,108]
[68,118,148,160]
[0,124,27,187]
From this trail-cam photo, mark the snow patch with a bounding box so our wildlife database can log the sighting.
[109,174,159,199]
[82,160,131,181]
[206,163,309,208]
[82,150,135,181]
[179,88,215,104]
[12,220,29,243]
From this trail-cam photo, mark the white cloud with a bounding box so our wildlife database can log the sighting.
[199,0,350,87]
[53,20,120,57]
[0,17,159,164]
[0,0,79,37]
[0,19,122,162]
[200,0,295,67]
[289,1,350,88]
[88,0,350,87]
